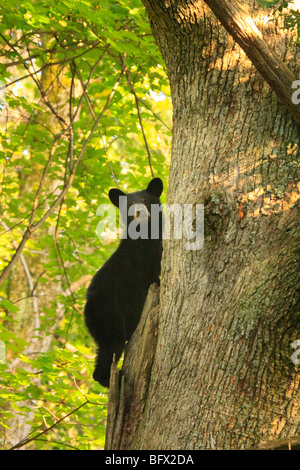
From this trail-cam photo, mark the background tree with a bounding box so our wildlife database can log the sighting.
[106,0,300,450]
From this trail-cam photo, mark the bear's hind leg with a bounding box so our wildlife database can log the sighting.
[93,342,124,388]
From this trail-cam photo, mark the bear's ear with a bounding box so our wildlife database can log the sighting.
[146,178,163,198]
[109,188,126,208]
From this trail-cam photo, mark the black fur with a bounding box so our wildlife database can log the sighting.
[84,178,163,387]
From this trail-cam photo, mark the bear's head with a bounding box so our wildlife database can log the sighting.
[109,178,163,240]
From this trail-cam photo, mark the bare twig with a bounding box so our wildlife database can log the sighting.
[30,136,62,226]
[126,68,154,178]
[8,401,90,450]
[1,32,68,127]
[135,94,172,132]
[0,184,61,236]
[2,36,101,91]
[68,61,76,171]
[68,45,110,125]
[2,40,101,68]
[72,60,121,186]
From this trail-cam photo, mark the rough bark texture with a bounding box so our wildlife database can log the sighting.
[106,0,300,450]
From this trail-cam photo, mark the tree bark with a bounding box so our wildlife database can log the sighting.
[106,0,300,450]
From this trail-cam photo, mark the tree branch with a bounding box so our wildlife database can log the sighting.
[203,0,300,124]
[1,40,101,68]
[2,35,101,91]
[9,401,88,450]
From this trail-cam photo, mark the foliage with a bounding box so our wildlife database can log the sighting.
[0,0,171,450]
[258,0,300,44]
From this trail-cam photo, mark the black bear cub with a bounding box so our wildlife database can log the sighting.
[84,178,163,387]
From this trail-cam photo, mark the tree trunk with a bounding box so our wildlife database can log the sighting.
[106,0,300,450]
